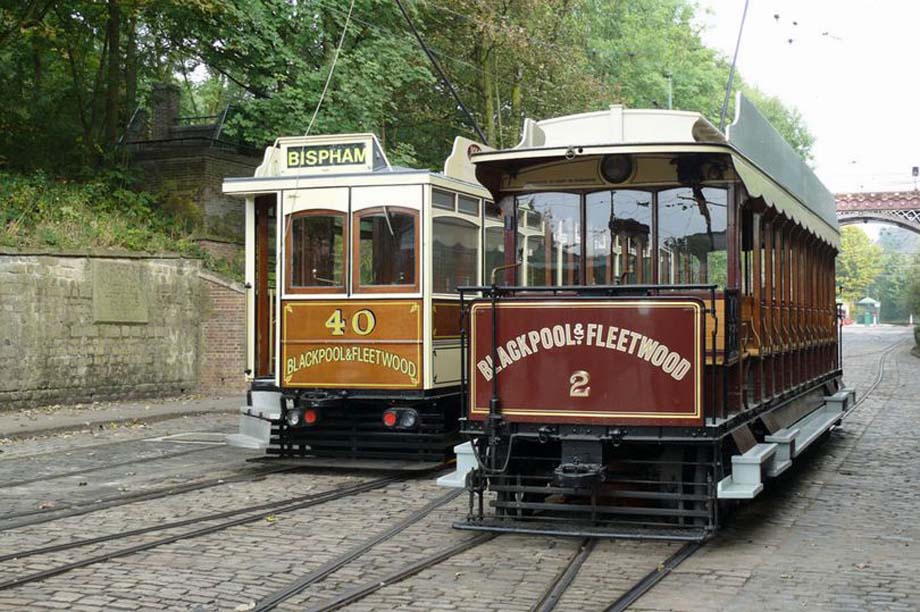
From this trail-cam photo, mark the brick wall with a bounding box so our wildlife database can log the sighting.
[199,272,247,394]
[131,148,259,243]
[0,251,247,410]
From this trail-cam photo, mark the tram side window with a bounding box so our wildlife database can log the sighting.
[585,190,652,285]
[433,217,479,293]
[516,192,581,286]
[356,208,417,288]
[657,187,728,287]
[288,212,345,290]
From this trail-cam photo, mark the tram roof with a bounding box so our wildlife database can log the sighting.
[222,133,489,196]
[469,94,839,247]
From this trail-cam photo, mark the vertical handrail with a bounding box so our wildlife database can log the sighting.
[459,289,468,424]
[268,288,276,373]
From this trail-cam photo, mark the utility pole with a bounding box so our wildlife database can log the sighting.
[666,73,673,109]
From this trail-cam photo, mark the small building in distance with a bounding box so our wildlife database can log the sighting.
[856,296,881,326]
[120,83,262,263]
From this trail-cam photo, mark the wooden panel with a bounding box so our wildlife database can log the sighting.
[432,300,461,340]
[469,299,704,425]
[281,300,422,389]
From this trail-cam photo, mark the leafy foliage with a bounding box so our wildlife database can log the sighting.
[0,0,817,275]
[0,0,817,175]
[836,226,884,308]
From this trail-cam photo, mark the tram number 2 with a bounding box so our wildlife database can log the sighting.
[569,370,591,397]
[324,309,376,336]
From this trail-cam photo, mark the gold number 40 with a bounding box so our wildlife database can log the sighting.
[324,308,376,336]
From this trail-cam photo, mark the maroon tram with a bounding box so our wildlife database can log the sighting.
[445,95,851,540]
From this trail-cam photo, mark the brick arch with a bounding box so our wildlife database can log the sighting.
[837,212,920,235]
[836,191,920,236]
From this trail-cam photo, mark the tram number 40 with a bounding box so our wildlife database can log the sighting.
[324,308,377,336]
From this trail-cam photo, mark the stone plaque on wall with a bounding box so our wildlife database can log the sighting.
[92,260,149,324]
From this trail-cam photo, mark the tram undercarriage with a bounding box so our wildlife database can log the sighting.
[455,376,848,541]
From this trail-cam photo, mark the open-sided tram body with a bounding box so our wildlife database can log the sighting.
[223,134,491,464]
[445,95,850,539]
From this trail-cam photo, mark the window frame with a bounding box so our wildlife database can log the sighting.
[284,208,348,295]
[352,206,421,294]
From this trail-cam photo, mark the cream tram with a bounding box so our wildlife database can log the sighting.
[441,95,851,539]
[223,134,491,464]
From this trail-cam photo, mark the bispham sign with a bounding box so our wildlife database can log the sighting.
[469,299,703,425]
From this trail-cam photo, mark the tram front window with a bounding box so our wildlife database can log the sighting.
[356,208,417,288]
[658,187,727,287]
[516,192,580,286]
[288,212,345,290]
[586,190,652,285]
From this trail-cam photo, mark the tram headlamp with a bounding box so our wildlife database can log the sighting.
[600,154,633,184]
[286,410,301,426]
[398,409,418,430]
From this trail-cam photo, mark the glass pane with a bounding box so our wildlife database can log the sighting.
[516,192,581,286]
[458,195,480,216]
[289,214,345,288]
[484,226,504,284]
[433,217,478,292]
[432,189,455,211]
[585,190,652,285]
[358,209,416,286]
[658,187,728,287]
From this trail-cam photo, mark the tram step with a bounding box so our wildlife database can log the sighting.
[719,389,853,500]
[717,443,777,499]
[764,427,798,477]
[437,442,477,488]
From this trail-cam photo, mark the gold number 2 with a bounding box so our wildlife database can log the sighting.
[569,370,591,397]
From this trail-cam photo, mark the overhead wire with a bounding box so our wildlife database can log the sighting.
[305,0,357,136]
[393,0,489,143]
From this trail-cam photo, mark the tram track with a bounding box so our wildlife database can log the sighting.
[251,487,466,611]
[842,336,907,419]
[0,464,294,531]
[0,444,222,489]
[525,537,700,612]
[0,472,415,591]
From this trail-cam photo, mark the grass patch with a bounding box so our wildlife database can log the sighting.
[0,170,241,280]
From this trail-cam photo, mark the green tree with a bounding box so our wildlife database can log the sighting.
[837,226,884,307]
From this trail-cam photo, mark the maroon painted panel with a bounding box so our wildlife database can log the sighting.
[469,299,703,425]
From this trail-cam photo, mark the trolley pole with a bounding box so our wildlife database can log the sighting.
[719,0,750,131]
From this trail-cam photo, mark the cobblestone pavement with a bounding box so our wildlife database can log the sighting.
[634,326,920,611]
[0,327,915,611]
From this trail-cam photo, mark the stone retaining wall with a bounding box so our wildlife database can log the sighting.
[0,251,246,410]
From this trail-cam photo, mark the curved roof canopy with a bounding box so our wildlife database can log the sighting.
[470,94,839,247]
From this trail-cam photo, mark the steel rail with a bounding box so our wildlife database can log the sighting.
[0,472,380,563]
[603,542,701,612]
[0,445,220,489]
[251,488,465,611]
[0,465,294,532]
[0,474,411,591]
[842,336,907,419]
[304,533,496,612]
[530,537,597,612]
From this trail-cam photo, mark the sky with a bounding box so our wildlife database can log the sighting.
[698,0,920,195]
